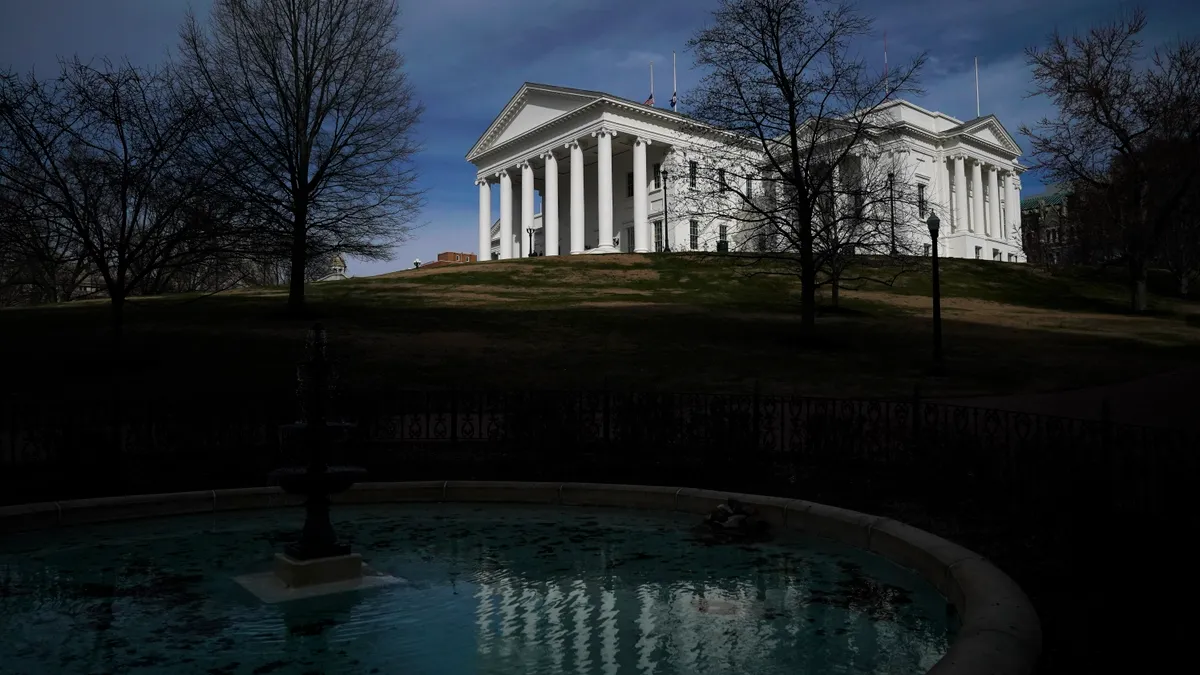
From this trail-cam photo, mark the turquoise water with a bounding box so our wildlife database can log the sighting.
[0,504,954,674]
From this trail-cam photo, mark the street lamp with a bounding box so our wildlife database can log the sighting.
[888,172,897,256]
[927,212,944,371]
[661,168,671,252]
[526,227,534,257]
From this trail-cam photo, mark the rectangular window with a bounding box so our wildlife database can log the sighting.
[747,174,754,197]
[689,161,698,188]
[719,224,728,242]
[653,163,661,189]
[924,244,931,256]
[993,248,1001,261]
[627,172,634,198]
[653,220,663,252]
[718,168,727,191]
[690,219,699,250]
[1009,253,1016,262]
[975,246,982,259]
[917,184,927,218]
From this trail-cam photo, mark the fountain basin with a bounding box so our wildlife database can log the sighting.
[0,482,1041,674]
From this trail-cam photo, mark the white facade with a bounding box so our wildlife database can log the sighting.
[468,83,1024,263]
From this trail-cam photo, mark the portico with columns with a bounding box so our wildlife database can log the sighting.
[468,83,745,260]
[854,102,1026,262]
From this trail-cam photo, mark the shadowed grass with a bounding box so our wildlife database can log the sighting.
[3,253,1197,400]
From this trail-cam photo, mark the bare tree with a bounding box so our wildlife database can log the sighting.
[681,0,925,325]
[179,0,424,315]
[1021,8,1200,311]
[0,171,94,304]
[0,60,232,339]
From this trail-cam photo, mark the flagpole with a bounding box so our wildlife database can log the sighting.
[884,31,888,96]
[975,57,980,117]
[650,61,654,104]
[672,51,678,112]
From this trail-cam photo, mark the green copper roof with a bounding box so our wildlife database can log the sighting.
[1020,181,1072,209]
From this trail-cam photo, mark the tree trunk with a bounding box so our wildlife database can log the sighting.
[110,292,125,356]
[800,254,816,326]
[1128,256,1148,312]
[287,203,308,316]
[798,217,816,327]
[830,271,840,308]
[108,291,127,493]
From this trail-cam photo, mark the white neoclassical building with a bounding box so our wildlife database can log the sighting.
[468,82,1025,263]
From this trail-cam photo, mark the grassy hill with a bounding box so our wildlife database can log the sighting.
[4,253,1198,401]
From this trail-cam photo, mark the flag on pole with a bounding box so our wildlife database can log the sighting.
[671,51,678,111]
[645,61,655,106]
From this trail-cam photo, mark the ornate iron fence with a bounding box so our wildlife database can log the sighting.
[1,388,1194,515]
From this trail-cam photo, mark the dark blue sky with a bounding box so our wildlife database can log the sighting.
[2,0,1196,274]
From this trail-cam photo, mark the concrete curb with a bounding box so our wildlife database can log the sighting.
[0,481,1041,675]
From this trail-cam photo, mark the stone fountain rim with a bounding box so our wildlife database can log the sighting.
[0,481,1041,675]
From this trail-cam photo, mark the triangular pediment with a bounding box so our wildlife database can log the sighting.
[954,116,1021,155]
[467,84,602,161]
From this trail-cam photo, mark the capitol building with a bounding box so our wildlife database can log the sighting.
[468,83,1025,263]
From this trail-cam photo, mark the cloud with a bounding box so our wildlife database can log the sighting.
[615,50,670,70]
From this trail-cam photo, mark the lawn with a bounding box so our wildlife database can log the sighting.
[4,252,1198,402]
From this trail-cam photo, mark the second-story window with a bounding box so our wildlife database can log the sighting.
[689,161,698,188]
[917,184,926,218]
[627,172,634,198]
[718,168,727,191]
[653,163,661,189]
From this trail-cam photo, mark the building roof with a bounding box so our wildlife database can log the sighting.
[1020,182,1072,209]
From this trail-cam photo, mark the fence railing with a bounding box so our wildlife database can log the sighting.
[1,388,1194,515]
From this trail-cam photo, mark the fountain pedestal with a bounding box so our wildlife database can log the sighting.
[233,324,402,604]
[273,552,363,588]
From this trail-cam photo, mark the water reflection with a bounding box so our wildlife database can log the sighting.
[0,504,952,674]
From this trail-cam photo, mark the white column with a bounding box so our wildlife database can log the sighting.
[632,137,651,253]
[986,165,1001,239]
[970,158,984,235]
[567,140,585,254]
[592,127,617,252]
[953,154,967,234]
[498,169,513,259]
[520,161,535,257]
[477,179,491,261]
[541,152,560,256]
[1009,174,1022,244]
[936,155,950,228]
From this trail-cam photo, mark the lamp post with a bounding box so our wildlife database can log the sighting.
[661,168,671,253]
[927,212,944,371]
[526,227,534,257]
[888,172,897,256]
